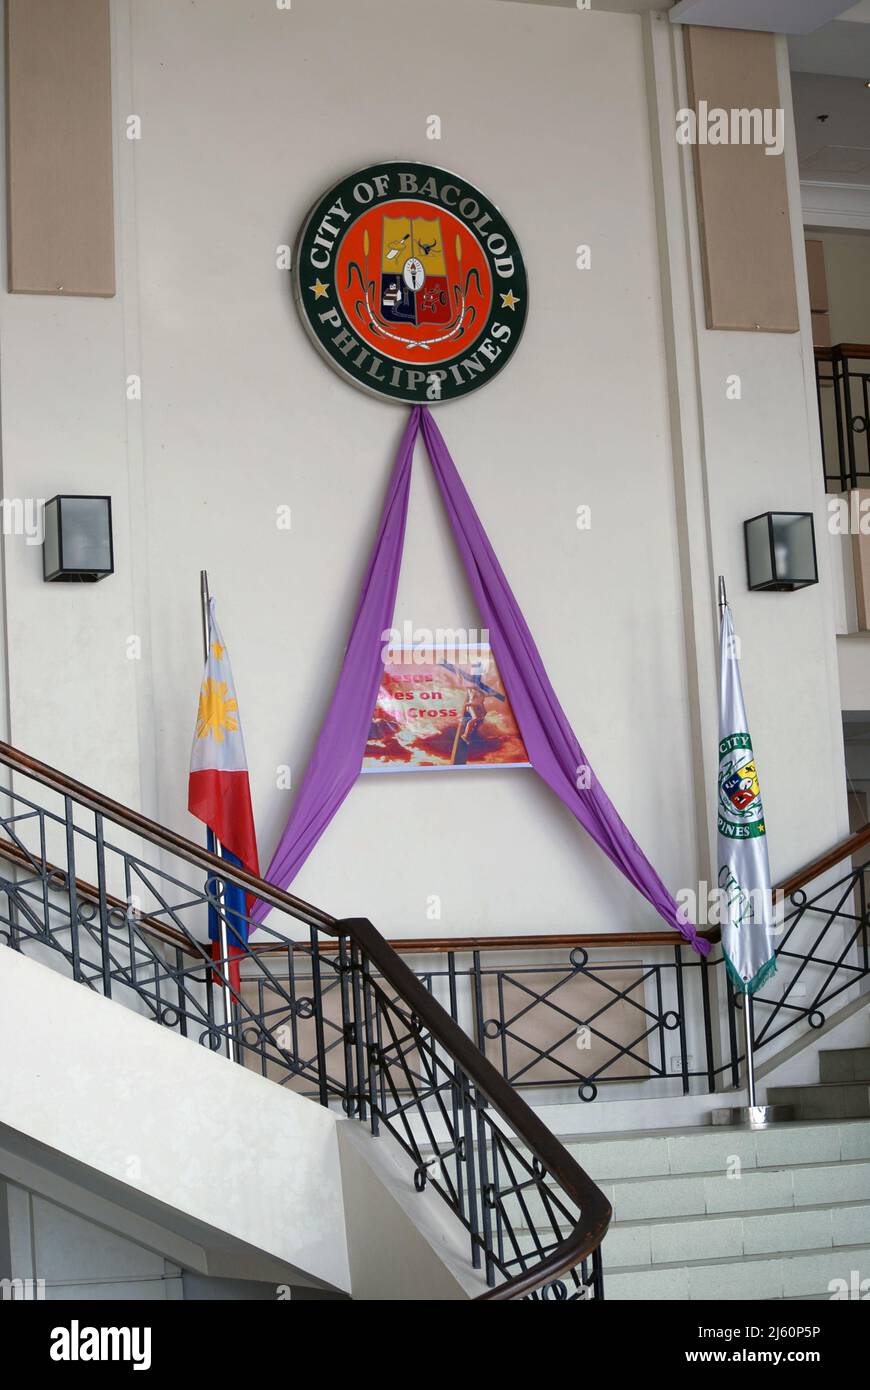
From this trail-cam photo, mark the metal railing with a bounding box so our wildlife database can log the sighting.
[1,740,867,1295]
[815,344,870,491]
[0,741,610,1301]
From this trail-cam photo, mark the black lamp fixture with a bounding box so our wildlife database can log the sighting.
[43,495,114,583]
[744,511,818,593]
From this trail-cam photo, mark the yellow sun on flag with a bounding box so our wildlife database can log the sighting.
[210,640,226,660]
[196,678,239,743]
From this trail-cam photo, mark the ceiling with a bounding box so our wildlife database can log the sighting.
[495,0,867,20]
[670,1,858,33]
[494,0,870,49]
[789,3,870,79]
[793,72,870,185]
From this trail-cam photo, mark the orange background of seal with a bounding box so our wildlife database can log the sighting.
[334,199,493,366]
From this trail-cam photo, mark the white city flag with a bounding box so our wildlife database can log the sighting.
[717,601,776,995]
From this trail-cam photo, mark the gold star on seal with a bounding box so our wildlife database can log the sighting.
[500,290,520,311]
[310,279,329,300]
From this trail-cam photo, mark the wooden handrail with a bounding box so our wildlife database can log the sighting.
[775,820,870,899]
[0,740,611,1300]
[306,928,721,954]
[1,790,864,958]
[815,342,870,362]
[0,835,719,958]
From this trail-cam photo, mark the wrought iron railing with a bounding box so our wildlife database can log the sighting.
[815,344,870,491]
[1,741,867,1295]
[0,741,610,1301]
[239,853,868,1107]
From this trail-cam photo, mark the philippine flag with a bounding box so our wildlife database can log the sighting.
[188,598,260,993]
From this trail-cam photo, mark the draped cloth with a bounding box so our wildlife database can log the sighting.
[251,406,707,956]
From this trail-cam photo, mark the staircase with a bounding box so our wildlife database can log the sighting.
[1,737,870,1301]
[595,1118,870,1299]
[419,1107,870,1300]
[769,1045,870,1120]
[0,740,609,1301]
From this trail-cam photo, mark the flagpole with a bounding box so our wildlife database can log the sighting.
[200,569,238,1064]
[712,576,789,1129]
[717,576,757,1109]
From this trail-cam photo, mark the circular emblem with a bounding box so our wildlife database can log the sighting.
[294,162,528,404]
[718,734,766,840]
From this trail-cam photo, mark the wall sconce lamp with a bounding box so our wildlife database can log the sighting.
[744,511,818,593]
[43,496,114,583]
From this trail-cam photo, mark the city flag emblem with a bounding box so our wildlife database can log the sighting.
[294,162,528,404]
[723,759,760,812]
[718,734,766,840]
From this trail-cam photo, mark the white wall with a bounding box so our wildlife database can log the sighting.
[2,1182,184,1300]
[646,24,849,885]
[0,0,850,948]
[0,945,351,1294]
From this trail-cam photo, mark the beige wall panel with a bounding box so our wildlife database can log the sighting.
[6,0,114,296]
[684,26,798,333]
[479,962,650,1088]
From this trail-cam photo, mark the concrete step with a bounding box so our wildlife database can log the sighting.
[607,1157,870,1222]
[544,1117,870,1180]
[441,1120,870,1299]
[767,1082,870,1120]
[604,1243,870,1301]
[820,1046,870,1084]
[424,1121,870,1225]
[602,1199,870,1269]
[492,1154,870,1235]
[421,1119,870,1178]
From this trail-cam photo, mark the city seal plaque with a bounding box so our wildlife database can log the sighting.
[294,162,527,404]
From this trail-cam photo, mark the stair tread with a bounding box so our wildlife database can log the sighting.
[552,1117,870,1143]
[503,1197,870,1236]
[769,1081,870,1092]
[607,1198,870,1231]
[459,1156,870,1192]
[601,1155,870,1185]
[417,1116,870,1160]
[605,1241,870,1275]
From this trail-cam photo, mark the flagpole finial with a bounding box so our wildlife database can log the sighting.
[200,570,211,661]
[718,575,727,618]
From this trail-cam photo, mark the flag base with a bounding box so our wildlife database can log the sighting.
[709,1103,794,1130]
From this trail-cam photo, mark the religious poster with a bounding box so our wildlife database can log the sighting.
[362,644,529,773]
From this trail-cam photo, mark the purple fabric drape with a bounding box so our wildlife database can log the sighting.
[252,406,706,956]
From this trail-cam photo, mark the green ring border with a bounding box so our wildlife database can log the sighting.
[293,160,529,405]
